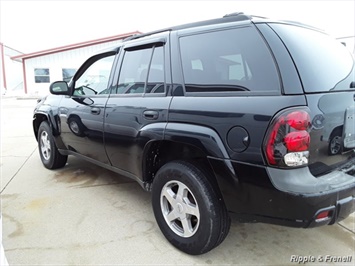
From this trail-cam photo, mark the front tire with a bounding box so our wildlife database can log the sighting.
[38,121,68,169]
[152,161,230,255]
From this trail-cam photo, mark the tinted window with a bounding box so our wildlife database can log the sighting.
[74,55,114,95]
[179,27,280,93]
[270,24,354,92]
[116,48,151,94]
[115,45,165,94]
[146,46,165,93]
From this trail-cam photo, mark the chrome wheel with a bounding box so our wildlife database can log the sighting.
[160,180,200,238]
[40,130,51,160]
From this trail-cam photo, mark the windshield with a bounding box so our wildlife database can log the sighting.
[269,23,355,93]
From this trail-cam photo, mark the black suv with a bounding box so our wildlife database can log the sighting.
[33,12,355,255]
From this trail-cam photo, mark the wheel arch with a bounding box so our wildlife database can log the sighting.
[33,113,49,141]
[329,125,343,139]
[143,140,211,184]
[142,123,234,196]
[33,111,61,140]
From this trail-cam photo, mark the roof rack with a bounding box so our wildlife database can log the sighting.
[123,12,252,42]
[223,12,250,19]
[123,28,172,42]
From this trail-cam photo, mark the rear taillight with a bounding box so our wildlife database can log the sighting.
[264,108,311,167]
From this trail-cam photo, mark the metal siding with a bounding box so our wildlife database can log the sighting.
[25,40,123,95]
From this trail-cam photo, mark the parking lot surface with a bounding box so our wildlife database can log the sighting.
[1,97,354,265]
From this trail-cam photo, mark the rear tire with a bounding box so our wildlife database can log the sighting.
[152,160,230,255]
[38,121,67,169]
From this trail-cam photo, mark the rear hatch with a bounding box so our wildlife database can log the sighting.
[269,23,355,177]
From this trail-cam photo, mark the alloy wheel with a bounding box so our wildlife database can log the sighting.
[160,180,200,238]
[40,131,51,160]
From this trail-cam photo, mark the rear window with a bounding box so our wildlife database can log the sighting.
[269,23,354,93]
[179,26,280,94]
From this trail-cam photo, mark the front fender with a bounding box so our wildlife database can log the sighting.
[34,108,61,137]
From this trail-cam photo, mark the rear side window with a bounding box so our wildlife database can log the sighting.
[179,26,280,93]
[269,24,354,92]
[114,45,165,94]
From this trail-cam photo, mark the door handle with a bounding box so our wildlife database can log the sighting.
[91,107,101,115]
[143,110,159,120]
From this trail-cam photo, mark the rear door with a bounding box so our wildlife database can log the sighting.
[268,23,355,176]
[104,34,172,178]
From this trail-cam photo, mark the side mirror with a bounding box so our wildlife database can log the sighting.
[50,81,70,95]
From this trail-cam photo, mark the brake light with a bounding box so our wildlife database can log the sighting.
[286,111,310,130]
[264,108,311,167]
[284,131,310,151]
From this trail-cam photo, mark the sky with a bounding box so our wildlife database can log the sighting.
[0,0,354,54]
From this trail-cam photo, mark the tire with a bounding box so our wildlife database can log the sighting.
[328,128,343,155]
[152,160,230,255]
[38,121,68,169]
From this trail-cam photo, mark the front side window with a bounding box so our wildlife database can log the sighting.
[34,68,50,83]
[74,55,115,96]
[114,45,165,94]
[179,27,280,93]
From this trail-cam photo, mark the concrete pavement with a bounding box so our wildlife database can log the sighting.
[1,97,354,265]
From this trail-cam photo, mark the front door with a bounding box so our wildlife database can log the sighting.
[59,52,117,164]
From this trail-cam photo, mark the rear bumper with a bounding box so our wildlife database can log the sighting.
[308,195,355,227]
[266,166,355,227]
[209,158,355,228]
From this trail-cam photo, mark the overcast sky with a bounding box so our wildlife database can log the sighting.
[0,0,354,54]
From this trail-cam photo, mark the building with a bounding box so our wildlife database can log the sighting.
[0,43,23,95]
[10,31,140,96]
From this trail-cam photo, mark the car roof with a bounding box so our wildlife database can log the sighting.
[123,12,254,42]
[100,12,323,53]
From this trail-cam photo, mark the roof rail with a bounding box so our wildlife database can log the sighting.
[225,12,268,20]
[223,12,250,19]
[123,28,172,42]
[123,12,252,43]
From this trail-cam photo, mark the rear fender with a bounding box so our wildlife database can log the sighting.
[163,123,235,178]
[158,123,237,203]
[164,123,230,159]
